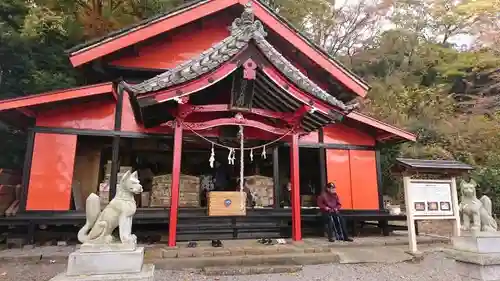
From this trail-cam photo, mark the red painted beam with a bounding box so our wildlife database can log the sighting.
[16,108,36,118]
[284,104,311,126]
[178,103,306,126]
[168,120,183,247]
[248,0,368,97]
[0,83,113,112]
[164,116,299,135]
[290,133,302,241]
[69,0,239,67]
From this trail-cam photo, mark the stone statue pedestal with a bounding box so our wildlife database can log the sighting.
[449,233,500,281]
[49,244,154,281]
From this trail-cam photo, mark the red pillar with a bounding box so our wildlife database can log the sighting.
[168,120,183,247]
[290,133,302,241]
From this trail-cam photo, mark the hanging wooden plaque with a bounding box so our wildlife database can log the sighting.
[229,68,255,111]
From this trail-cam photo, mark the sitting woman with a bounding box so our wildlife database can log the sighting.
[317,182,353,242]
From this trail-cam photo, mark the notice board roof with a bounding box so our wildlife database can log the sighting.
[395,158,474,175]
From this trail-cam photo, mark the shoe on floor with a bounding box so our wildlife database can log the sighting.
[344,238,354,242]
[328,238,335,242]
[211,239,223,247]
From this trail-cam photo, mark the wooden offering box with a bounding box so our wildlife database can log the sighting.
[208,191,246,216]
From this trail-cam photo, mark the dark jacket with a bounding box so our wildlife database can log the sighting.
[317,191,341,212]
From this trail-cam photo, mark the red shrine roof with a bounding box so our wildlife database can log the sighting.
[0,83,114,112]
[118,3,358,133]
[67,0,369,99]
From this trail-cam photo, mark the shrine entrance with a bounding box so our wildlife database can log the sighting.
[120,3,355,246]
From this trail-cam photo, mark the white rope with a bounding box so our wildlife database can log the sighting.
[228,148,236,165]
[209,144,215,168]
[239,125,245,211]
[179,119,295,151]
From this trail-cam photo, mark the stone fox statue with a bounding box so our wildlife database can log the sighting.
[460,179,497,232]
[78,170,143,245]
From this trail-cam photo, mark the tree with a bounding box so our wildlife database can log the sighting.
[37,0,184,39]
[263,0,390,57]
[390,0,483,45]
[458,0,500,52]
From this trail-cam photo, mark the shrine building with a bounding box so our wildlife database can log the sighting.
[0,0,416,246]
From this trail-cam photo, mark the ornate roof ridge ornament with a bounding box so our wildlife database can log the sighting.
[121,1,357,112]
[121,2,266,95]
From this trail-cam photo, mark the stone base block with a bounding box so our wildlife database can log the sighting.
[455,261,500,281]
[453,233,500,254]
[79,243,136,253]
[67,247,144,276]
[449,249,500,266]
[50,264,154,281]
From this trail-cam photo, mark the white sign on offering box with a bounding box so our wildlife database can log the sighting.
[403,178,461,254]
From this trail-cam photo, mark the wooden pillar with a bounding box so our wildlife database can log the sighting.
[19,130,35,212]
[318,129,327,191]
[109,83,124,200]
[403,175,417,253]
[375,148,384,210]
[273,146,280,208]
[290,134,302,241]
[168,120,183,247]
[109,136,120,200]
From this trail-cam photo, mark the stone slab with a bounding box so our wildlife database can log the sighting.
[334,246,413,264]
[447,249,500,266]
[203,265,302,276]
[67,247,144,276]
[454,260,500,281]
[79,243,136,253]
[453,234,500,254]
[49,264,154,281]
[155,252,340,270]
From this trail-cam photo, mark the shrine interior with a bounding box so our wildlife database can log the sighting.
[69,135,322,211]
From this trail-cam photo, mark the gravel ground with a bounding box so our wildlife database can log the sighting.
[0,252,463,281]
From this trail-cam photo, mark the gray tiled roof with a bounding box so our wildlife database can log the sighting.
[396,158,474,171]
